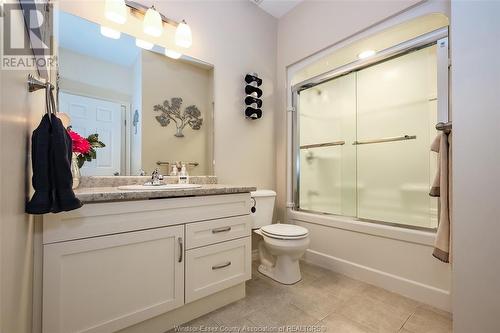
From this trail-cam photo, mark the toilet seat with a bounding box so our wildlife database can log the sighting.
[260,224,309,240]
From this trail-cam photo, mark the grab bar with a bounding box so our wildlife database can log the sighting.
[353,135,416,145]
[300,140,345,150]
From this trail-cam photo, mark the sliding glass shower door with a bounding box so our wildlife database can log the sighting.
[297,43,439,229]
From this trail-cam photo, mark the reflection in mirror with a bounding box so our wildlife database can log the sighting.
[57,11,214,176]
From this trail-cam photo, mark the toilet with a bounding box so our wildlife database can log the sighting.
[251,190,310,285]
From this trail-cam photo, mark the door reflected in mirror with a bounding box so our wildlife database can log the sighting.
[57,11,214,176]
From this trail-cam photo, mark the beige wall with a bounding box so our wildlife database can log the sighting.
[59,47,133,103]
[451,1,500,331]
[152,0,277,189]
[141,50,212,175]
[0,3,45,333]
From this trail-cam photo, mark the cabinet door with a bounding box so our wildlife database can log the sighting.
[43,225,184,333]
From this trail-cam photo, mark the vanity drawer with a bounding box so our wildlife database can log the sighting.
[185,215,251,249]
[185,237,251,303]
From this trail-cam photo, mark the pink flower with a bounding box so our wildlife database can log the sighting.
[68,130,91,154]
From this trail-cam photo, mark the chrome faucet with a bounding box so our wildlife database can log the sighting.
[150,168,163,185]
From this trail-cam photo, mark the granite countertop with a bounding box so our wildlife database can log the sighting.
[74,184,257,203]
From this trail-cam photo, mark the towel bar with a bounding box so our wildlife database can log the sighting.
[436,121,452,131]
[28,74,53,92]
[156,161,199,167]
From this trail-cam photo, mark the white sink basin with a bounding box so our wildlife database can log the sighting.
[117,184,202,191]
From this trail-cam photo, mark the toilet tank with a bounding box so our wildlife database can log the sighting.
[250,190,276,229]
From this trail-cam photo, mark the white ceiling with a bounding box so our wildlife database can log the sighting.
[253,0,303,18]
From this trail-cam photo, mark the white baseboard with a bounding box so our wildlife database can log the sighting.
[303,249,451,312]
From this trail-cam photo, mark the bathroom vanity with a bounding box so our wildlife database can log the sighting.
[37,178,255,333]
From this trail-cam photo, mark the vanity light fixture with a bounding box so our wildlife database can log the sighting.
[103,1,194,50]
[358,49,376,59]
[143,6,163,37]
[175,20,192,48]
[136,38,154,50]
[164,48,182,60]
[100,26,121,39]
[104,0,127,24]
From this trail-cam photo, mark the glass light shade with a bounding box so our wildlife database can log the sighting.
[100,26,121,39]
[104,0,127,24]
[358,50,376,59]
[143,6,163,37]
[136,38,154,50]
[164,48,182,60]
[175,20,192,48]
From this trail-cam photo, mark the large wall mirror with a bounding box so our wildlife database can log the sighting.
[56,11,214,176]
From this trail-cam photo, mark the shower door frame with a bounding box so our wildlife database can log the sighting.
[291,27,449,231]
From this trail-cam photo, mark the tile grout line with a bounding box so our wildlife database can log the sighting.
[399,310,416,332]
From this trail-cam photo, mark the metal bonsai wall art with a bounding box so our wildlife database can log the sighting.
[154,97,203,137]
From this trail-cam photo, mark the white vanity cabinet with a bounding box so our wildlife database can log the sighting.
[40,193,253,333]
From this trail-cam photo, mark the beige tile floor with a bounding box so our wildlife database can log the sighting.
[175,261,452,333]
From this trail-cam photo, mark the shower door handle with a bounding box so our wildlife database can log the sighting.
[353,135,416,145]
[300,140,345,149]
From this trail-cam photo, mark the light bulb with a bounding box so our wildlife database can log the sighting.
[165,48,182,60]
[143,6,163,37]
[104,0,127,24]
[100,26,121,39]
[136,39,154,50]
[175,20,192,48]
[358,50,376,59]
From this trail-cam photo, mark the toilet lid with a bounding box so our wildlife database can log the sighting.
[261,224,308,239]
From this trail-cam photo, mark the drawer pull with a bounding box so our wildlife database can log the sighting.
[212,226,231,234]
[212,261,232,270]
[178,237,183,263]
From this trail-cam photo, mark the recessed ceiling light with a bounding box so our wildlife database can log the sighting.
[358,50,376,59]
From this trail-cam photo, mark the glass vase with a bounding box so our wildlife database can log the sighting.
[71,153,81,189]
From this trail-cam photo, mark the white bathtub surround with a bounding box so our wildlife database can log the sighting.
[289,210,451,311]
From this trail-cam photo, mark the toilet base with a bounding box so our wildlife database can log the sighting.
[257,255,302,285]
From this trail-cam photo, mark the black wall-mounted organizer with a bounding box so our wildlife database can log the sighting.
[244,73,263,119]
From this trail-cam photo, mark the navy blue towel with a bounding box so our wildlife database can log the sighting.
[26,114,82,214]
